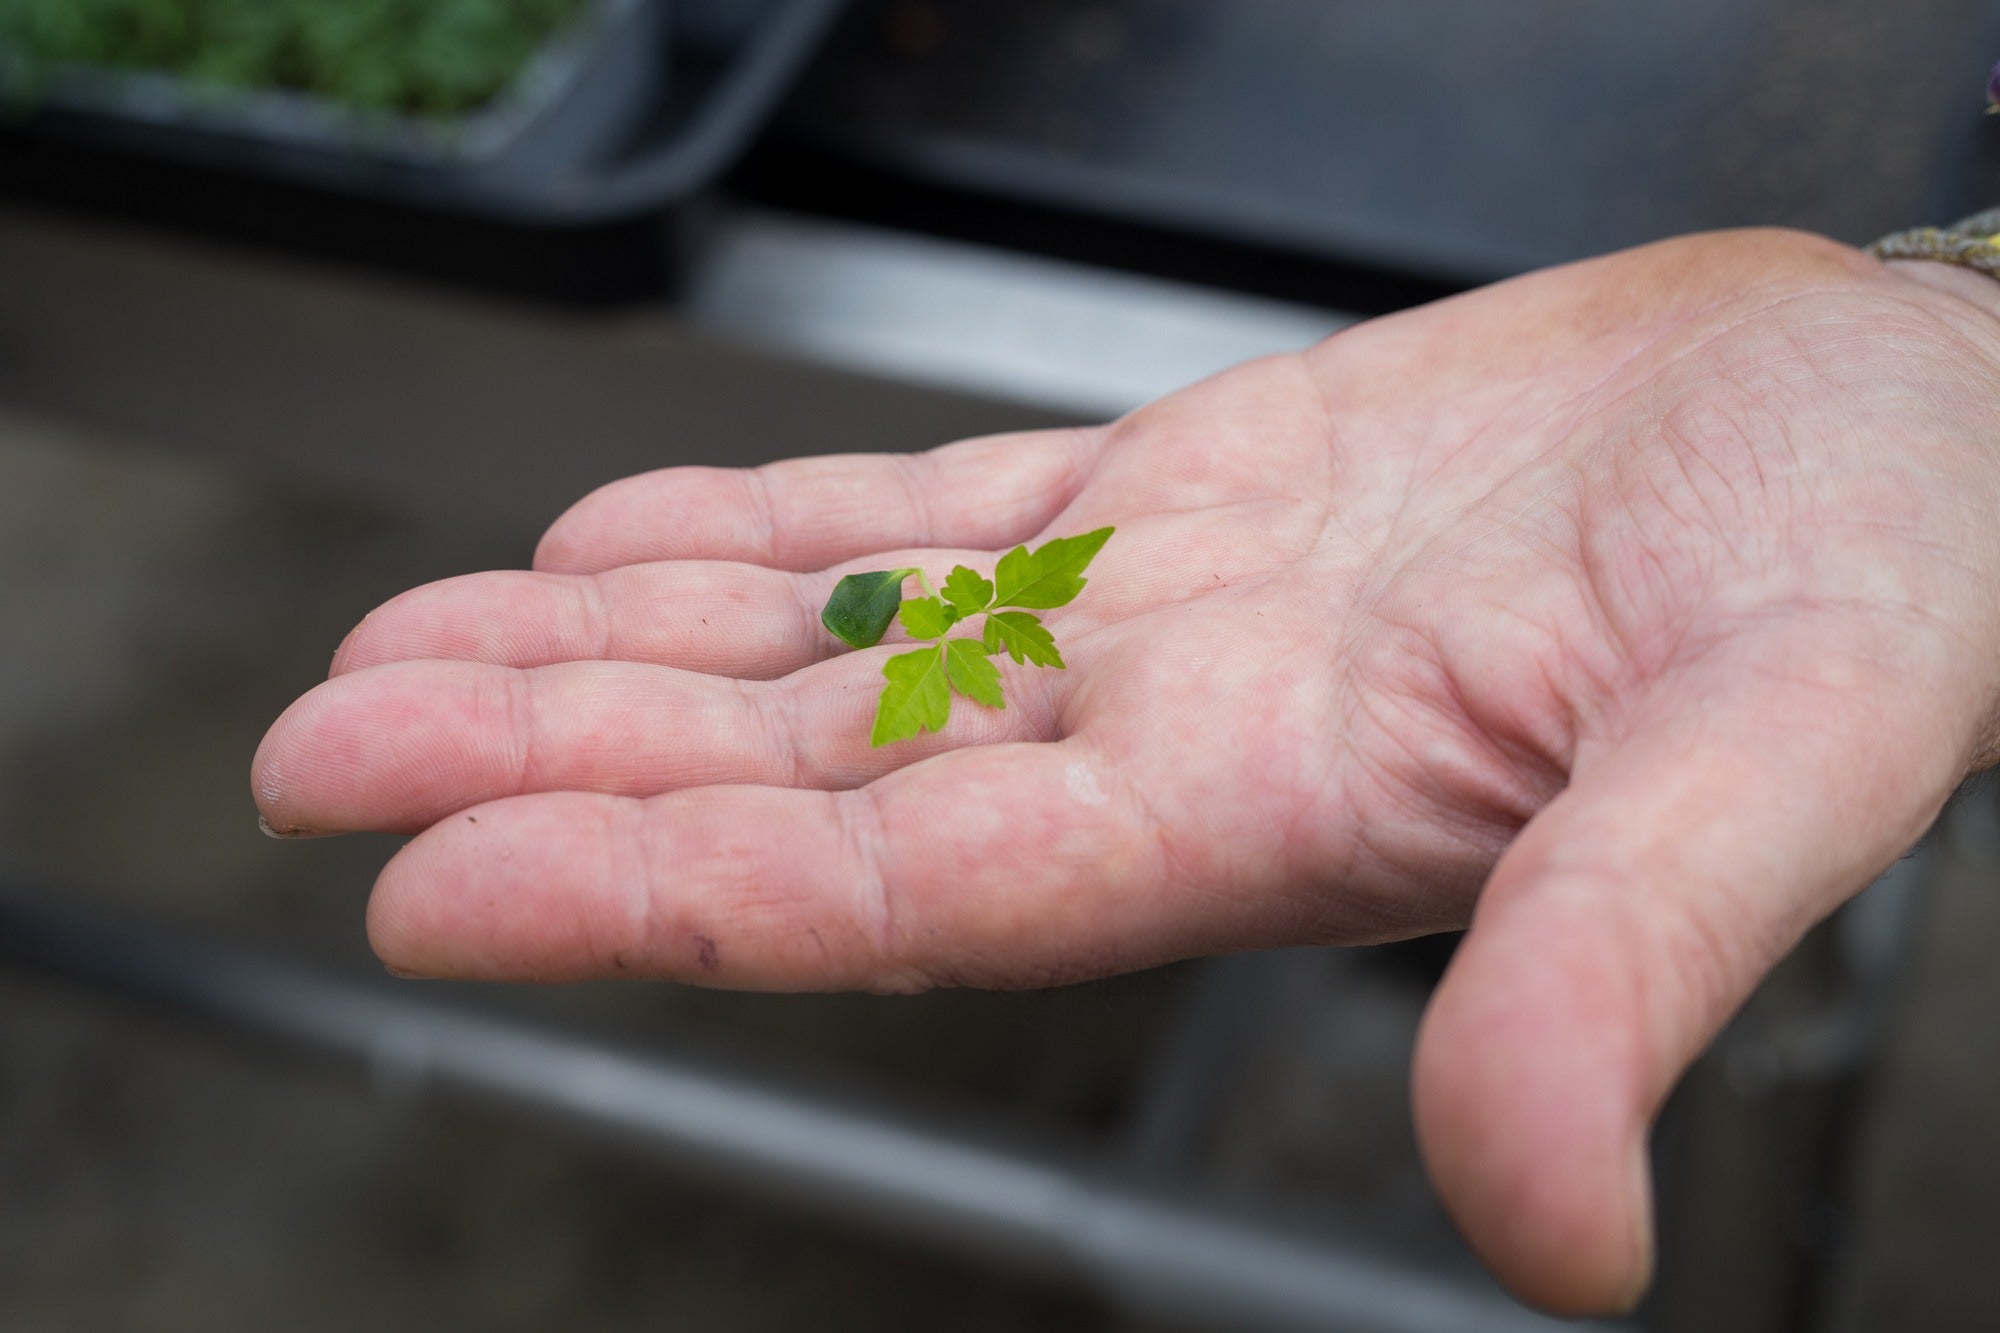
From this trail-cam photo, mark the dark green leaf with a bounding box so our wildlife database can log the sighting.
[872,645,950,747]
[822,569,916,649]
[942,565,995,617]
[898,596,954,641]
[981,610,1065,668]
[992,527,1115,610]
[945,639,1005,708]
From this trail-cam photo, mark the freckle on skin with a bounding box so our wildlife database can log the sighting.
[694,934,719,971]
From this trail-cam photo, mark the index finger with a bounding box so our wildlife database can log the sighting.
[535,428,1103,575]
[365,741,1224,991]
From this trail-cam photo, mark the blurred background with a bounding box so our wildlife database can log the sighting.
[3,2,2000,1330]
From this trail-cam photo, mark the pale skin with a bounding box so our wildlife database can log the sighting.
[254,230,2000,1314]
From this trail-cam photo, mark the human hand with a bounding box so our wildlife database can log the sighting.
[253,230,2000,1313]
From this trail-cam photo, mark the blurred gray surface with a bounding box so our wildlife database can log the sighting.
[0,207,1067,534]
[1822,786,2000,1332]
[0,202,1347,527]
[684,212,1350,416]
[785,0,2000,281]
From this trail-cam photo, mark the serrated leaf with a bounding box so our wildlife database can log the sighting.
[944,638,1005,708]
[981,610,1065,668]
[991,527,1114,610]
[942,565,995,617]
[822,569,917,649]
[897,595,954,641]
[872,645,950,747]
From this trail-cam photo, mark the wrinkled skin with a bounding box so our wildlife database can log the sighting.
[255,231,2000,1314]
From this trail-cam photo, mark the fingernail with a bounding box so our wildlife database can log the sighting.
[329,613,370,675]
[1616,1141,1658,1314]
[258,815,342,840]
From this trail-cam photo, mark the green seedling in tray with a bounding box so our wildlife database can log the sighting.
[0,0,587,118]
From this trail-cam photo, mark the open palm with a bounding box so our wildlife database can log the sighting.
[256,230,2000,1313]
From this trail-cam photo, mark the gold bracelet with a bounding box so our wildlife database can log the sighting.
[1868,207,2000,277]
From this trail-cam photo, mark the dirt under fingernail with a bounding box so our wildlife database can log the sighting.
[257,815,340,840]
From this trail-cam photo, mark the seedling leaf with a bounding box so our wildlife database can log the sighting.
[945,639,1005,708]
[992,527,1115,610]
[872,646,950,746]
[898,596,955,641]
[981,610,1065,668]
[942,565,995,617]
[823,569,917,649]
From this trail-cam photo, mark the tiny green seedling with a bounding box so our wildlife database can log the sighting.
[0,0,588,119]
[821,528,1114,746]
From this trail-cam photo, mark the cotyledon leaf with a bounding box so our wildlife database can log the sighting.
[871,645,951,747]
[822,569,917,649]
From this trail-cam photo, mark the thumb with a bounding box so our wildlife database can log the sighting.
[1412,657,1971,1315]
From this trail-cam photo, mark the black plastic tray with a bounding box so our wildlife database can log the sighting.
[763,0,2000,291]
[1,0,851,228]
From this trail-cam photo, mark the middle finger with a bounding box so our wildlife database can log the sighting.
[254,651,1067,836]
